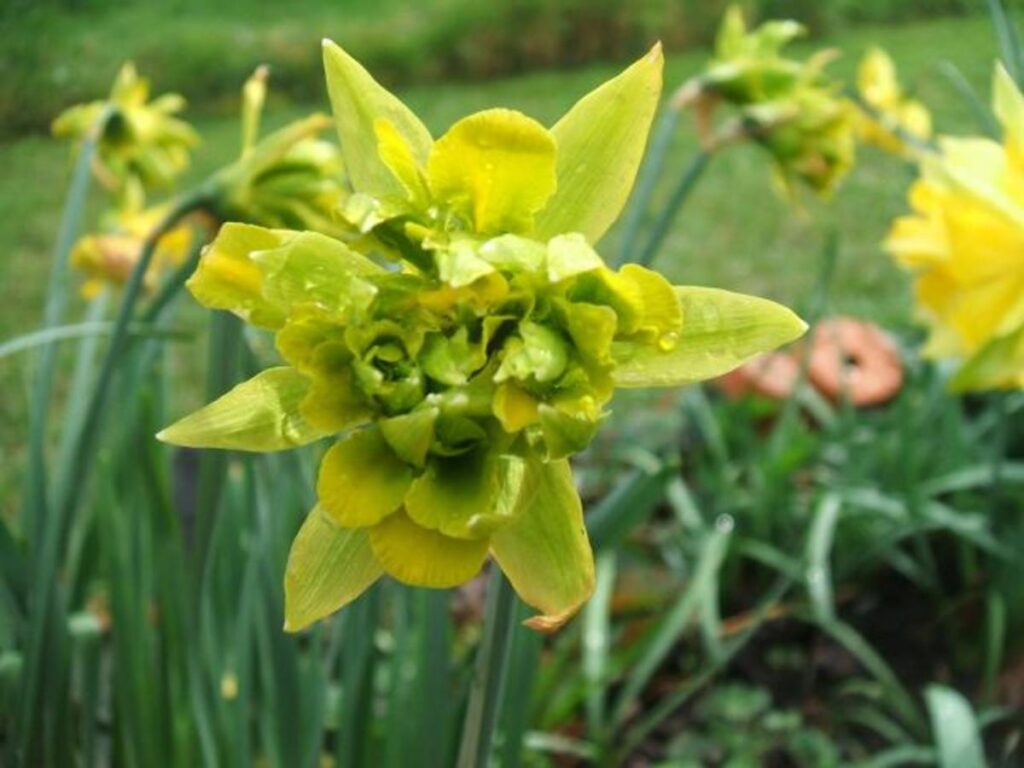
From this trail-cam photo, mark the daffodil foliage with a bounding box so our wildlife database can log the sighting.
[159,41,806,631]
[886,64,1024,392]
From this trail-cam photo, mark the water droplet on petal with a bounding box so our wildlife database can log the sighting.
[658,331,679,351]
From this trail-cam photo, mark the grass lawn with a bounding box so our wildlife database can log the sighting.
[0,12,1003,513]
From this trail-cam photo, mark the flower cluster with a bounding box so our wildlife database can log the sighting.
[855,47,932,157]
[53,62,198,210]
[885,65,1024,391]
[160,42,806,630]
[678,6,855,196]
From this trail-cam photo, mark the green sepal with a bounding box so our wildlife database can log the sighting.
[490,455,595,632]
[404,447,508,539]
[379,407,439,467]
[534,45,664,245]
[157,367,328,451]
[284,506,383,631]
[611,286,807,388]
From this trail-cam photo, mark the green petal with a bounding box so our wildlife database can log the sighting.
[300,343,374,433]
[546,233,603,283]
[318,429,413,528]
[611,286,807,388]
[404,448,507,538]
[435,239,497,288]
[375,117,430,203]
[557,300,618,364]
[538,404,601,460]
[495,321,569,384]
[186,223,292,329]
[379,407,438,467]
[157,367,327,451]
[427,108,557,235]
[534,44,664,244]
[284,506,383,631]
[322,40,433,197]
[253,231,382,318]
[490,456,595,632]
[368,509,489,588]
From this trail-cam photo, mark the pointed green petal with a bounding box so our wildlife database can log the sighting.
[379,407,438,467]
[284,506,383,631]
[186,223,292,329]
[322,40,433,197]
[368,509,489,588]
[534,44,664,244]
[490,456,594,632]
[620,263,683,341]
[375,118,430,203]
[404,448,504,538]
[950,326,1024,392]
[611,286,807,388]
[318,429,413,528]
[546,233,603,282]
[427,108,557,235]
[157,367,327,451]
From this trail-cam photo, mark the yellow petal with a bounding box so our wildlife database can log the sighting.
[368,509,489,588]
[427,108,556,235]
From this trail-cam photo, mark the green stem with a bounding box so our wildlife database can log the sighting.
[457,569,517,768]
[633,149,711,269]
[614,107,683,268]
[21,109,109,547]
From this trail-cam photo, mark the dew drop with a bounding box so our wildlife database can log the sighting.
[658,331,679,351]
[714,513,734,533]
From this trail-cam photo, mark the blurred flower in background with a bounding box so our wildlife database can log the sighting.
[885,64,1024,391]
[71,204,202,298]
[52,62,198,210]
[677,5,856,197]
[855,47,932,157]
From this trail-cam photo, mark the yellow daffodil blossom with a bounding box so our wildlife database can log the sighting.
[53,62,199,210]
[159,41,807,632]
[678,5,856,197]
[72,205,202,299]
[885,64,1024,391]
[856,47,932,157]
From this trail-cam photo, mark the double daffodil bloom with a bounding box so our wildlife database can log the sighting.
[679,6,855,197]
[159,41,806,631]
[72,205,200,299]
[856,47,931,157]
[53,62,198,209]
[885,64,1024,391]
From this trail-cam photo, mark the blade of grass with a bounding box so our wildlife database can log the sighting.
[988,0,1024,84]
[611,521,732,727]
[806,493,841,623]
[633,149,712,268]
[583,551,616,743]
[925,684,987,768]
[587,461,675,550]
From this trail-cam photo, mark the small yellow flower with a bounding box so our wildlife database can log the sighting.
[885,64,1024,391]
[53,62,199,209]
[856,47,932,157]
[72,205,200,299]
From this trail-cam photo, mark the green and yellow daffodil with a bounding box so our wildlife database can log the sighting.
[53,62,199,210]
[159,41,806,631]
[885,64,1024,391]
[855,47,931,157]
[679,6,855,197]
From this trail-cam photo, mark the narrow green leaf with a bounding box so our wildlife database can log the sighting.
[806,494,841,623]
[535,44,664,244]
[283,507,383,631]
[322,40,433,197]
[158,367,328,451]
[611,286,807,388]
[925,685,987,768]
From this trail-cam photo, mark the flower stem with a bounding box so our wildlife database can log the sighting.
[634,148,712,269]
[456,569,517,768]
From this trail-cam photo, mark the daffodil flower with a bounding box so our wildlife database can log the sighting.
[72,204,203,299]
[53,62,199,210]
[885,64,1024,391]
[678,6,855,197]
[159,41,806,631]
[855,47,932,157]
